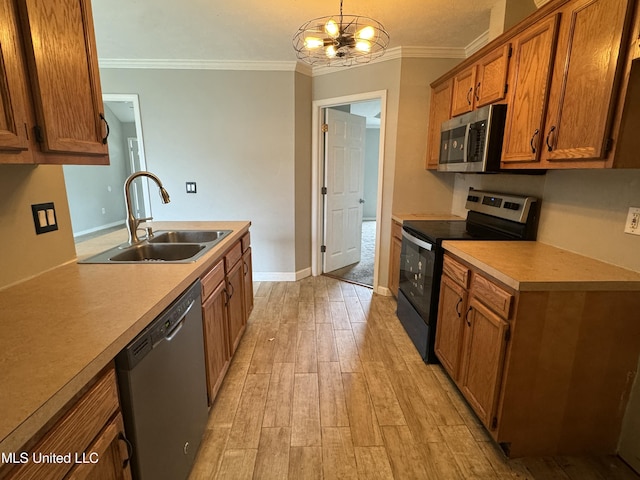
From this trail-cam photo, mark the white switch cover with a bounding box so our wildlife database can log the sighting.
[46,208,56,226]
[37,210,47,228]
[624,207,640,235]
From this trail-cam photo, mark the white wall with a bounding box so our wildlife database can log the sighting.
[99,68,303,278]
[451,169,640,273]
[63,105,129,236]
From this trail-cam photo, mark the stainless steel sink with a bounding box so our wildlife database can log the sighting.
[109,243,206,262]
[78,229,233,264]
[148,230,230,244]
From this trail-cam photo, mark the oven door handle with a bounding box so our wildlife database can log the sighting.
[402,229,434,251]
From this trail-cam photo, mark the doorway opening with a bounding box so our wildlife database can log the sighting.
[63,94,149,241]
[311,91,386,291]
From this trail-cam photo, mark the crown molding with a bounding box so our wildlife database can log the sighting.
[311,45,466,76]
[534,0,552,6]
[99,45,470,77]
[98,58,301,72]
[465,30,490,57]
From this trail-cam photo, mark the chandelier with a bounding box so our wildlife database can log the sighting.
[292,0,390,67]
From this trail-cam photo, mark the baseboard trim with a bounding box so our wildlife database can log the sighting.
[375,286,393,297]
[253,268,311,282]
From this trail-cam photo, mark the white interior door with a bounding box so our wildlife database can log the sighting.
[323,108,366,273]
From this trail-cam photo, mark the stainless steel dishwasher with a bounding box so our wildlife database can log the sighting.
[116,280,208,480]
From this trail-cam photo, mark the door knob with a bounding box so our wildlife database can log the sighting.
[359,199,365,204]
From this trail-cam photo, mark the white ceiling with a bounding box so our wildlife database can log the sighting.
[91,0,503,64]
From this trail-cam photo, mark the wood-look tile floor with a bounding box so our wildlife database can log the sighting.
[189,276,639,480]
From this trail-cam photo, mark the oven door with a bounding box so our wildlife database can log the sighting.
[399,229,436,319]
[397,228,438,362]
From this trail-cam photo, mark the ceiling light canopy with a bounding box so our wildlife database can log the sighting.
[293,0,389,67]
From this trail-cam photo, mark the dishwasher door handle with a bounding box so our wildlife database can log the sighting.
[166,299,196,341]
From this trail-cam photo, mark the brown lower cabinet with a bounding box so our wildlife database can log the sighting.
[3,366,132,480]
[388,220,402,296]
[200,233,253,405]
[435,253,640,457]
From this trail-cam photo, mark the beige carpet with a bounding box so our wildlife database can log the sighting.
[325,220,375,287]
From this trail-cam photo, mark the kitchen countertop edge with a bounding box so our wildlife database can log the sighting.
[442,240,640,291]
[0,221,250,456]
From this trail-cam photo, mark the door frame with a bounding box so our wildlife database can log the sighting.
[102,93,151,218]
[311,90,387,292]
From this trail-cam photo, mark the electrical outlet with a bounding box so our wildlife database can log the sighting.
[624,207,640,235]
[31,202,58,234]
[186,182,197,194]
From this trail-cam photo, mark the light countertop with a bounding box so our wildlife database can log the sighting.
[443,240,640,292]
[0,221,250,455]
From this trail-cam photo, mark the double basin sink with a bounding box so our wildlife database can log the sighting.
[79,230,232,264]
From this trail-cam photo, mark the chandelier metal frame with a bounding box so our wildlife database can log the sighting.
[292,0,390,67]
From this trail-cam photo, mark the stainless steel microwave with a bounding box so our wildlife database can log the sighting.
[437,104,507,173]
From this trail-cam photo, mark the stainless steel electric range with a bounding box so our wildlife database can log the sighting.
[396,188,539,363]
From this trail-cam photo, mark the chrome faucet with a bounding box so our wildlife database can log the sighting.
[124,171,170,245]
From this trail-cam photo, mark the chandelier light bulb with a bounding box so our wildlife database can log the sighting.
[326,45,337,58]
[355,40,371,53]
[325,19,340,38]
[356,25,375,40]
[304,36,324,49]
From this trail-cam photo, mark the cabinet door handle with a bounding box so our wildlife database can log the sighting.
[530,129,539,153]
[228,282,235,299]
[466,87,473,105]
[455,298,463,317]
[546,125,556,152]
[223,288,229,307]
[99,113,110,144]
[118,432,133,468]
[475,82,481,101]
[243,261,249,276]
[465,307,472,326]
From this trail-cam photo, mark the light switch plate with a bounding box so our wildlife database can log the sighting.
[31,202,58,234]
[624,207,640,235]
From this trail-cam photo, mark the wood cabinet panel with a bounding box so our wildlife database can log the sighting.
[459,297,509,429]
[442,255,469,288]
[0,0,31,162]
[202,259,224,300]
[225,241,243,272]
[451,66,477,117]
[226,258,245,355]
[475,44,511,108]
[202,280,231,404]
[17,0,108,159]
[66,413,132,480]
[542,0,632,164]
[434,275,467,380]
[242,247,253,318]
[7,367,120,480]
[471,274,512,319]
[388,220,402,296]
[426,80,452,169]
[502,14,559,164]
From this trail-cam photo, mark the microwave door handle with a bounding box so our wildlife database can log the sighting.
[463,123,471,163]
[402,229,434,251]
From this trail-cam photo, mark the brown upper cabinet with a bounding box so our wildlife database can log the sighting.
[428,0,640,170]
[0,0,32,163]
[503,0,634,169]
[502,14,560,164]
[425,79,453,169]
[0,0,109,165]
[451,44,511,117]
